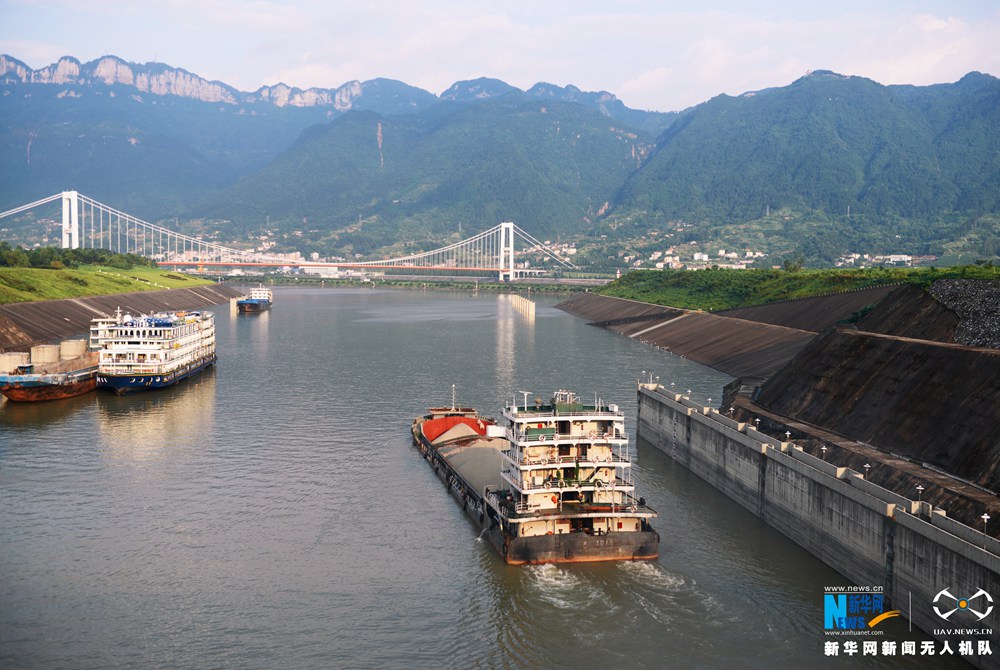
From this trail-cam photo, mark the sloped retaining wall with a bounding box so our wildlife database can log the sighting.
[0,284,244,351]
[638,384,1000,669]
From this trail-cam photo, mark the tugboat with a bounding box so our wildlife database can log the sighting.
[93,308,217,395]
[412,389,658,565]
[237,286,273,314]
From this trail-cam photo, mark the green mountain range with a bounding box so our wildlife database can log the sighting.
[611,70,1000,261]
[2,55,998,264]
[198,98,654,255]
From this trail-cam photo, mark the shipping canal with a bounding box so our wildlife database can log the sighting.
[0,287,957,669]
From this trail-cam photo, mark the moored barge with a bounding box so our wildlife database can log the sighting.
[0,350,98,402]
[412,390,658,565]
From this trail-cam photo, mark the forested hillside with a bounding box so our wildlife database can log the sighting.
[606,71,1000,262]
[197,97,655,256]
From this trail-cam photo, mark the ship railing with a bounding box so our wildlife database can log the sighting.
[567,491,656,514]
[509,429,628,444]
[505,407,625,419]
[501,469,636,492]
[98,365,164,374]
[486,488,655,519]
[509,501,656,520]
[485,491,513,520]
[509,452,632,467]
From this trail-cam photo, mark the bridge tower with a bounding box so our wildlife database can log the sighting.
[61,190,79,249]
[499,221,515,282]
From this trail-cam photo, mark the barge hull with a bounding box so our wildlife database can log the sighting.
[503,530,658,565]
[97,355,216,395]
[0,376,97,402]
[237,301,270,313]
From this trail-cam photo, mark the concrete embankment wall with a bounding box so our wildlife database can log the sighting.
[556,293,815,382]
[638,384,1000,669]
[0,285,243,351]
[715,284,899,332]
[757,328,1000,491]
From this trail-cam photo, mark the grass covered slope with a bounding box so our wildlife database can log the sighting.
[0,266,212,304]
[599,265,1000,311]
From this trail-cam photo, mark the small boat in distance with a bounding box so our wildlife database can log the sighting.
[412,389,658,565]
[237,286,273,314]
[93,308,217,395]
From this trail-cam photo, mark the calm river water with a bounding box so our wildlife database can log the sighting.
[0,288,957,669]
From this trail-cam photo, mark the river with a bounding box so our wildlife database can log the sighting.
[0,287,959,669]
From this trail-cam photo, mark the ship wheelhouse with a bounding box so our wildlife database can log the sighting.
[488,390,656,539]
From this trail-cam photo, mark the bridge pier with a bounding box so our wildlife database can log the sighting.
[61,190,79,249]
[499,221,515,282]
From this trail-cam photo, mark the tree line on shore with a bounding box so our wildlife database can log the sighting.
[602,264,1000,311]
[0,243,155,270]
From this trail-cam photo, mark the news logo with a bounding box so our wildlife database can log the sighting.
[933,588,994,622]
[824,587,901,631]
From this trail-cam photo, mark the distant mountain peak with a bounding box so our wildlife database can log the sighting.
[802,69,850,79]
[439,77,519,101]
[1,53,241,103]
[0,53,673,134]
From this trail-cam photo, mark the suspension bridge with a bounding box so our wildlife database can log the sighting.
[0,191,577,281]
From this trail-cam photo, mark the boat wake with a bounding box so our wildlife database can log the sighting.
[616,561,730,628]
[523,564,606,610]
[617,559,686,590]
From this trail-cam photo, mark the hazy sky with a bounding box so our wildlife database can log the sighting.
[1,1,998,112]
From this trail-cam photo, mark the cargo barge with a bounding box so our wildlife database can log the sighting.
[412,390,658,565]
[237,286,273,314]
[0,343,98,402]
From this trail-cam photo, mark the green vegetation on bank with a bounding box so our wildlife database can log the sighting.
[0,243,159,270]
[0,244,212,304]
[0,266,212,304]
[600,264,1000,311]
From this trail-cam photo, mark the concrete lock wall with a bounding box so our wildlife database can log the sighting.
[637,384,1000,669]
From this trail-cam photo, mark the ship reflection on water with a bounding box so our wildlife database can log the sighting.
[0,390,94,428]
[95,370,216,463]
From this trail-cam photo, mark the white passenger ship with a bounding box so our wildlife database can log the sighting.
[92,308,217,395]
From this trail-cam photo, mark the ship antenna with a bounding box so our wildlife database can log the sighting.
[520,390,531,411]
[451,384,457,411]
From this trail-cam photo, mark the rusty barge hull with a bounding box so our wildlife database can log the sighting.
[0,374,97,402]
[411,415,659,565]
[500,528,658,565]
